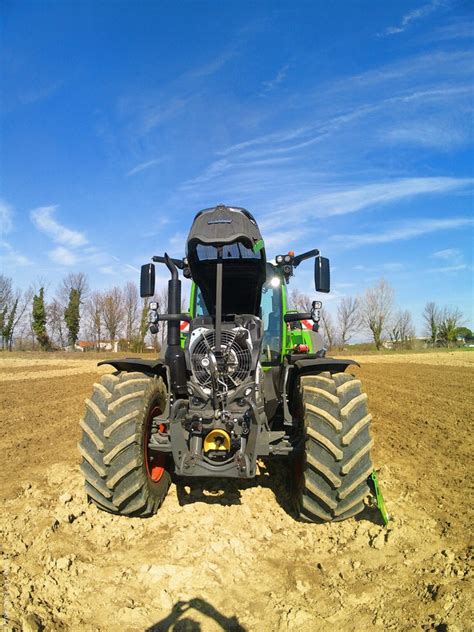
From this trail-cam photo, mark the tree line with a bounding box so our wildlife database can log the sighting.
[290,278,469,350]
[0,273,171,352]
[0,273,469,352]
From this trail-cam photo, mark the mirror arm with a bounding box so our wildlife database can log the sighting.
[293,248,319,267]
[152,255,185,270]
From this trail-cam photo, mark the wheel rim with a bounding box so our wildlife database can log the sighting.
[144,405,166,483]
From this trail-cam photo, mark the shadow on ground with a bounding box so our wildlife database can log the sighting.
[175,457,382,526]
[174,457,297,519]
[146,598,246,631]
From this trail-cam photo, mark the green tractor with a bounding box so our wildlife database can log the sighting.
[79,205,374,522]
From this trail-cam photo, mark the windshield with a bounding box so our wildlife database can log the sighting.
[192,263,282,363]
[195,242,262,261]
[260,271,282,363]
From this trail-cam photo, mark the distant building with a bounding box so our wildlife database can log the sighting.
[72,340,119,352]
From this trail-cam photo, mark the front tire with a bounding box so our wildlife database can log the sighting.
[78,371,171,517]
[295,371,374,522]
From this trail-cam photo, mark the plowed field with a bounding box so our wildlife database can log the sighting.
[1,352,472,631]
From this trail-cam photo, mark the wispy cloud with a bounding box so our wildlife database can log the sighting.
[382,0,446,36]
[49,246,78,266]
[186,50,236,78]
[428,263,468,273]
[262,64,290,92]
[127,158,162,177]
[0,240,32,267]
[330,217,474,248]
[29,204,120,270]
[124,263,140,273]
[30,206,87,247]
[382,120,467,149]
[421,19,474,42]
[0,199,13,235]
[118,95,190,136]
[265,177,473,226]
[432,247,462,260]
[98,265,114,275]
[311,177,472,217]
[431,247,465,268]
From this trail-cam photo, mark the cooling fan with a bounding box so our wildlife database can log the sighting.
[189,328,252,389]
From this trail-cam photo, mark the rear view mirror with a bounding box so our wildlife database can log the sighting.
[314,256,330,293]
[140,263,155,297]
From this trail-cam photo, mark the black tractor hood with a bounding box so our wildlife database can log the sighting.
[186,205,267,316]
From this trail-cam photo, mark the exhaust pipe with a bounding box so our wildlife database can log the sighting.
[164,253,187,396]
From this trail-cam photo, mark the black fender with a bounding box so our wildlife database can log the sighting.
[293,356,359,373]
[290,357,360,391]
[97,358,170,387]
[284,357,360,422]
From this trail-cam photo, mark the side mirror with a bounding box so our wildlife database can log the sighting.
[140,263,155,297]
[314,256,330,293]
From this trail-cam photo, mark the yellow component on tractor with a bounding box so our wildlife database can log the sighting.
[203,429,231,454]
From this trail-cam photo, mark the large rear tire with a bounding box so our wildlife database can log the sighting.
[295,371,373,522]
[78,371,171,517]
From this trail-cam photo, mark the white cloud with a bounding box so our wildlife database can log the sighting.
[168,232,187,255]
[0,240,32,266]
[187,50,236,78]
[127,158,162,177]
[382,0,445,36]
[31,206,87,247]
[98,265,114,275]
[383,121,467,149]
[428,264,468,273]
[49,246,78,266]
[432,248,462,260]
[262,230,293,251]
[267,177,473,224]
[0,200,14,235]
[218,126,312,157]
[262,64,290,92]
[330,217,474,248]
[382,262,405,272]
[315,177,472,217]
[124,263,140,273]
[431,247,465,267]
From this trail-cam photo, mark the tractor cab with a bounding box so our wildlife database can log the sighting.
[187,261,317,365]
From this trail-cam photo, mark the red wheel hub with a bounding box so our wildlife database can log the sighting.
[144,405,166,483]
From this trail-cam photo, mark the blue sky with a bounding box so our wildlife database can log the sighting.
[1,0,473,331]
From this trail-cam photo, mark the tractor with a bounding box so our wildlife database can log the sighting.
[79,205,374,522]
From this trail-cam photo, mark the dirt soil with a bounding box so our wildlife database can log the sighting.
[0,352,472,631]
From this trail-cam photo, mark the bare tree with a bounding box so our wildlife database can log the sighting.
[55,272,89,347]
[156,286,169,351]
[0,275,13,350]
[320,307,336,350]
[361,279,394,350]
[438,307,464,346]
[58,272,89,303]
[289,288,312,312]
[423,301,440,346]
[337,296,360,347]
[0,275,31,350]
[123,281,139,348]
[48,299,66,349]
[102,287,123,346]
[84,291,104,350]
[390,309,415,348]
